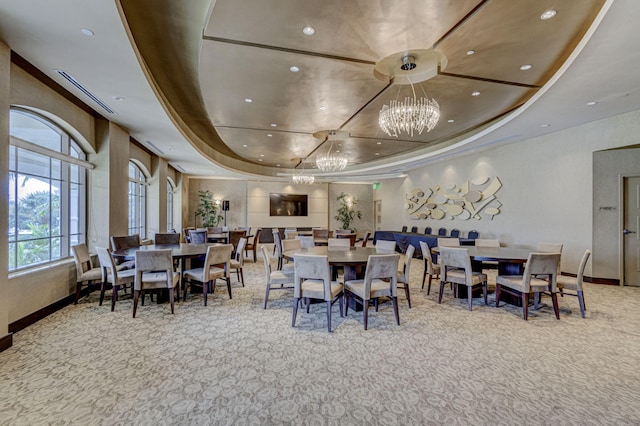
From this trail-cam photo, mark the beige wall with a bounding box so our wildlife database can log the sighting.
[0,42,10,340]
[188,178,248,229]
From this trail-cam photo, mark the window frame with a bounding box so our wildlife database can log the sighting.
[128,161,147,238]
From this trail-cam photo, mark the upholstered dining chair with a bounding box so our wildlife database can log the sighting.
[410,226,418,233]
[401,226,408,232]
[71,243,103,304]
[292,254,344,332]
[495,252,561,320]
[154,232,180,245]
[534,242,564,307]
[272,230,292,274]
[328,237,350,247]
[110,234,140,269]
[228,229,246,252]
[467,230,479,239]
[245,228,262,262]
[261,246,295,309]
[296,235,315,248]
[439,247,488,311]
[375,240,396,252]
[312,228,329,239]
[438,227,447,236]
[437,237,460,247]
[424,227,432,235]
[188,229,207,244]
[133,249,180,317]
[95,246,135,311]
[419,241,440,294]
[344,253,400,330]
[182,244,233,306]
[450,229,460,238]
[230,237,247,287]
[396,244,415,308]
[557,249,591,318]
[360,231,371,247]
[183,227,195,243]
[335,232,357,246]
[282,238,302,252]
[475,239,500,247]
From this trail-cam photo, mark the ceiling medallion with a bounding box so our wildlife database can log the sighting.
[374,50,447,138]
[315,131,348,172]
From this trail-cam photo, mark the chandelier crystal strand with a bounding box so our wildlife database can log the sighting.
[379,96,440,137]
[292,173,314,184]
[315,141,348,172]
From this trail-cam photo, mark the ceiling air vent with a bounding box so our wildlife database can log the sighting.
[54,70,115,114]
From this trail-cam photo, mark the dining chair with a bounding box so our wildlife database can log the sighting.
[292,254,344,332]
[230,237,247,287]
[95,246,135,311]
[450,229,460,238]
[375,240,396,252]
[188,229,207,244]
[272,230,291,274]
[437,227,447,236]
[496,252,561,320]
[296,235,315,248]
[182,244,233,306]
[312,228,329,239]
[437,237,460,247]
[71,243,103,304]
[534,242,563,307]
[328,237,350,247]
[401,226,408,232]
[109,234,140,269]
[335,232,357,246]
[133,249,180,317]
[438,247,488,311]
[154,232,180,245]
[183,227,195,243]
[235,226,251,235]
[245,228,262,262]
[410,226,418,233]
[261,246,295,309]
[419,241,440,294]
[557,249,591,318]
[475,239,500,247]
[395,244,415,308]
[344,254,400,330]
[360,231,371,247]
[284,230,298,239]
[424,227,432,235]
[467,230,479,239]
[207,227,223,234]
[282,238,302,252]
[228,229,246,252]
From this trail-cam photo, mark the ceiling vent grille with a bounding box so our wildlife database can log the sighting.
[54,70,115,114]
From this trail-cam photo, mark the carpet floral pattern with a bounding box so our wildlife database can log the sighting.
[1,250,639,425]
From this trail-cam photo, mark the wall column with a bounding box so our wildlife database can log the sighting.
[148,156,168,236]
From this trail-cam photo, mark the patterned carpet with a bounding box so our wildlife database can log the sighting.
[1,249,639,425]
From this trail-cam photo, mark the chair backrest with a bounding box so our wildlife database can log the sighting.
[522,252,561,292]
[134,249,174,290]
[438,237,460,247]
[282,238,302,252]
[440,247,474,284]
[72,243,93,279]
[203,244,233,279]
[335,233,357,246]
[419,241,436,272]
[95,246,118,283]
[328,237,350,247]
[235,226,251,234]
[537,242,563,253]
[360,254,400,300]
[293,254,332,301]
[110,234,140,251]
[251,228,263,247]
[450,229,460,237]
[208,227,223,233]
[403,244,416,275]
[468,230,479,239]
[475,238,500,247]
[424,227,432,235]
[235,238,247,265]
[189,230,207,244]
[334,229,352,235]
[229,230,246,251]
[574,249,591,291]
[438,227,447,236]
[410,226,418,233]
[361,231,371,247]
[273,230,283,257]
[312,228,329,239]
[261,245,273,278]
[284,230,298,239]
[375,240,396,252]
[401,226,408,232]
[296,235,315,248]
[155,232,180,245]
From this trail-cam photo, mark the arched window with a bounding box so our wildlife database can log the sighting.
[128,161,146,237]
[167,178,175,231]
[8,108,89,271]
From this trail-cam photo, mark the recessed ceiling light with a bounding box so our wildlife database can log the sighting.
[466,50,476,56]
[302,26,316,36]
[540,9,557,20]
[541,124,551,128]
[586,101,598,106]
[260,154,265,157]
[520,64,532,71]
[375,153,380,156]
[81,28,94,36]
[270,123,277,127]
[471,91,481,97]
[267,134,273,137]
[244,98,253,103]
[242,144,248,147]
[376,142,382,145]
[277,164,281,167]
[319,105,327,111]
[448,119,455,123]
[289,66,300,73]
[112,96,125,101]
[258,159,263,162]
[335,150,340,153]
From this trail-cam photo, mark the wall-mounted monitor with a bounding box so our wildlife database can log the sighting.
[269,193,308,216]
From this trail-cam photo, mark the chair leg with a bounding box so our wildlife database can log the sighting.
[111,285,118,312]
[483,281,488,305]
[141,289,145,306]
[338,295,344,317]
[495,284,501,307]
[292,297,300,327]
[326,301,332,332]
[533,292,540,310]
[427,275,433,295]
[264,284,271,309]
[522,293,529,320]
[404,283,411,309]
[374,298,379,312]
[226,277,232,299]
[392,296,400,326]
[551,292,560,320]
[99,282,106,306]
[306,298,311,313]
[577,290,586,318]
[467,286,473,311]
[75,282,82,304]
[421,269,426,289]
[133,289,140,318]
[169,288,175,314]
[344,292,349,316]
[438,281,445,304]
[203,281,209,306]
[363,299,369,330]
[240,269,245,287]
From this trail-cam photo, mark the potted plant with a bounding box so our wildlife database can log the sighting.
[335,192,362,232]
[195,190,223,227]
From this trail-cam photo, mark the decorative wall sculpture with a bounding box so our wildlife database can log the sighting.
[405,177,502,220]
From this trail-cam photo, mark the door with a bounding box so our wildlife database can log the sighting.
[374,200,382,231]
[624,176,640,286]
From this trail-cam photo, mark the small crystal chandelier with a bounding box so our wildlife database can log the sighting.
[379,55,440,137]
[292,160,314,184]
[315,132,348,172]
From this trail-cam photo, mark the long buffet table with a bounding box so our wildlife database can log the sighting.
[373,231,475,256]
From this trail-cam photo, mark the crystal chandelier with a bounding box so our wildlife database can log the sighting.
[292,160,314,184]
[315,134,348,172]
[378,55,440,137]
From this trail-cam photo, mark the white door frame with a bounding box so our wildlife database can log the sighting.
[618,173,640,286]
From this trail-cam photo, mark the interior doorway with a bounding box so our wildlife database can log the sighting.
[623,176,640,286]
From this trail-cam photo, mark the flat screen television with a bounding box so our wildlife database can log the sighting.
[270,193,308,216]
